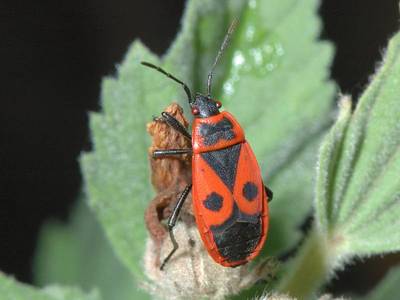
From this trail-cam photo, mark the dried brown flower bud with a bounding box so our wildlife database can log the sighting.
[144,103,193,260]
[146,102,191,192]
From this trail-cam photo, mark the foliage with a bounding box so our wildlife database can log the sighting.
[80,0,334,284]
[362,265,400,300]
[0,273,99,300]
[279,31,400,299]
[315,32,400,257]
[2,0,399,299]
[34,201,149,300]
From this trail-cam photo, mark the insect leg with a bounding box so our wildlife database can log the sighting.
[264,185,273,202]
[153,148,192,158]
[156,112,191,140]
[160,184,192,270]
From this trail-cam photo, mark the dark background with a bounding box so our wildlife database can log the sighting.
[0,0,398,296]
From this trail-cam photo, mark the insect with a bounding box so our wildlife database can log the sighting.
[141,20,273,270]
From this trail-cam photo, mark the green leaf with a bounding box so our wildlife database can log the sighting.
[81,42,165,279]
[81,0,335,280]
[0,273,99,300]
[220,0,335,255]
[315,97,352,234]
[277,229,330,299]
[362,265,400,300]
[315,32,400,257]
[33,201,149,300]
[80,0,246,279]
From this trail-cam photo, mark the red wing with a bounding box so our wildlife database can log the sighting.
[192,142,266,227]
[192,153,234,228]
[191,142,269,266]
[232,142,265,216]
[192,152,235,264]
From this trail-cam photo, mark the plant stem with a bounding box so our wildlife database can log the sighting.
[278,227,330,299]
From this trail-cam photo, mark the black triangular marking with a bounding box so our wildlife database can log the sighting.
[200,143,241,191]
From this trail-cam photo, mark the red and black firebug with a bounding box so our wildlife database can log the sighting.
[141,20,273,270]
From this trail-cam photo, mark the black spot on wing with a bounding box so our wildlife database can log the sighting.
[211,202,261,263]
[200,118,235,146]
[203,192,223,211]
[200,143,241,191]
[243,182,258,201]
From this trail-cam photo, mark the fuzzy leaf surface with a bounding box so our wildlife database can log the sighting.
[315,32,400,256]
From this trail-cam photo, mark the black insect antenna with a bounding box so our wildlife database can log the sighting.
[207,19,238,97]
[141,61,193,104]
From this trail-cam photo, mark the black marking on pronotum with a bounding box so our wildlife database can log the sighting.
[203,192,224,211]
[243,182,258,201]
[199,117,235,146]
[210,202,261,262]
[200,144,241,191]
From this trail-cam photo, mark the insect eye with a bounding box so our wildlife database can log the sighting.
[191,107,200,115]
[215,100,222,108]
